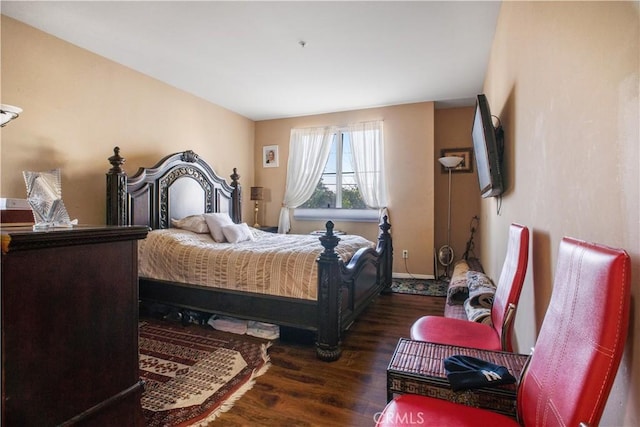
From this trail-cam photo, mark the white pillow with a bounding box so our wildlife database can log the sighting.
[222,223,255,244]
[170,214,209,233]
[204,213,234,242]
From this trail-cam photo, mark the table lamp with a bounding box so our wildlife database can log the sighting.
[250,186,264,228]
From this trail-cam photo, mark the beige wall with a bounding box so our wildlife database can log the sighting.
[434,107,481,274]
[482,2,639,425]
[255,102,436,276]
[0,16,255,224]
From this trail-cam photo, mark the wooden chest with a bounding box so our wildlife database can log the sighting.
[387,338,529,418]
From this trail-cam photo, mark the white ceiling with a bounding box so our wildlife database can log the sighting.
[1,1,501,121]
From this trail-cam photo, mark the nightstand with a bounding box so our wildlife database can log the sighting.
[258,225,278,233]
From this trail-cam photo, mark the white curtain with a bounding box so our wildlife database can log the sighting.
[347,120,388,215]
[278,126,335,233]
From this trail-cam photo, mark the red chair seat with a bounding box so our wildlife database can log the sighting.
[376,394,518,427]
[410,315,502,351]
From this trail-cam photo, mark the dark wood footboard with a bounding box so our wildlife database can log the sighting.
[316,217,392,361]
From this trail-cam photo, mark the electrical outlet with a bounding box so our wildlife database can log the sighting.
[402,249,409,259]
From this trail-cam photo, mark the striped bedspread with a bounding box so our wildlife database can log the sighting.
[138,228,375,301]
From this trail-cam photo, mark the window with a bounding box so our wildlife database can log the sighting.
[283,120,386,228]
[300,131,367,209]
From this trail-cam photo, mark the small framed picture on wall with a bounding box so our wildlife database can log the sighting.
[263,145,279,168]
[440,147,474,173]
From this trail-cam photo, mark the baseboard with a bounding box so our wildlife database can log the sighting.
[392,273,435,280]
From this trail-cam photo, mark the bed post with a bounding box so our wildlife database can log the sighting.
[230,168,242,223]
[316,221,342,361]
[106,146,128,226]
[378,215,393,294]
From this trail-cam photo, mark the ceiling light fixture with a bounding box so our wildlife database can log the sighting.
[0,104,22,127]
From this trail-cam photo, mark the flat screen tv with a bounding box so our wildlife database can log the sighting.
[472,94,504,198]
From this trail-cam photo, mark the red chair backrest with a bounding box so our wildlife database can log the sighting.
[517,237,631,426]
[491,223,529,351]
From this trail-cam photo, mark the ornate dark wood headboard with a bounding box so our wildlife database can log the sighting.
[106,147,241,228]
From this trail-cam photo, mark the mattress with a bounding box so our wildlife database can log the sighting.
[138,228,375,300]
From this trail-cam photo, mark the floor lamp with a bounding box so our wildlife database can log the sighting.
[438,156,464,280]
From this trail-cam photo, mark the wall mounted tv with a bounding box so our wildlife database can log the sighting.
[472,94,504,198]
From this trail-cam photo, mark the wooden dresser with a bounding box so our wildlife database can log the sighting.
[1,225,148,426]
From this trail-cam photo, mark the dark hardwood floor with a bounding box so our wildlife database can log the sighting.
[214,292,445,426]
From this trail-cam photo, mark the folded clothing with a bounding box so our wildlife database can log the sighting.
[444,355,516,391]
[207,315,248,335]
[207,315,280,339]
[247,321,280,340]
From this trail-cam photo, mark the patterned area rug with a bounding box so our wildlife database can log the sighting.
[139,319,270,426]
[391,278,448,297]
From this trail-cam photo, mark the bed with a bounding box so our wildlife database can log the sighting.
[105,147,393,361]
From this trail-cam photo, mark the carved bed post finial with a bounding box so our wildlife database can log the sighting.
[230,167,240,184]
[181,150,199,163]
[230,168,242,224]
[379,215,391,235]
[108,146,126,173]
[319,221,340,256]
[377,215,393,293]
[106,146,128,226]
[316,220,343,361]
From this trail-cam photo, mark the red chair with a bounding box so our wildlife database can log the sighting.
[376,237,631,427]
[411,223,529,352]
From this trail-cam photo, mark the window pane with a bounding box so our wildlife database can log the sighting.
[300,177,336,208]
[341,177,366,208]
[340,135,365,208]
[325,139,337,174]
[342,133,354,173]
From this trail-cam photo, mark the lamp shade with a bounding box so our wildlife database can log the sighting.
[250,186,264,201]
[438,156,464,169]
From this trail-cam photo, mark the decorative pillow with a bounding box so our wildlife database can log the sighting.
[170,214,209,233]
[203,213,234,242]
[222,223,255,243]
